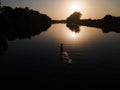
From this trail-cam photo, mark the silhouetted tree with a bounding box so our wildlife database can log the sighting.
[1,6,13,14]
[0,6,52,40]
[66,12,82,24]
[102,14,113,20]
[0,6,51,29]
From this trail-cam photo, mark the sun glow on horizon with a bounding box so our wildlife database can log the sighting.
[70,3,80,12]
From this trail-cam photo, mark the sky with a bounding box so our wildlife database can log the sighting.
[1,0,120,20]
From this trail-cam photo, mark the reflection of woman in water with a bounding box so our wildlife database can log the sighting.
[60,44,72,64]
[0,34,8,55]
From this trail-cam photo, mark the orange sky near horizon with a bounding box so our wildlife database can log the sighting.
[2,0,120,20]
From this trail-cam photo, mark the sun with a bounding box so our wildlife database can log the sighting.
[70,4,79,11]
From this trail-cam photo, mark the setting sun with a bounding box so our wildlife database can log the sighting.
[70,3,80,12]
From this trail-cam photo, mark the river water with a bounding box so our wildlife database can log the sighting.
[0,24,120,89]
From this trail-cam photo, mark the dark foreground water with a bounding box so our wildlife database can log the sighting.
[0,24,120,89]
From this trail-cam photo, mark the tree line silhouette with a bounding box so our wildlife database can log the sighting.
[66,12,120,33]
[0,6,52,55]
[0,6,52,40]
[0,6,120,40]
[51,11,120,33]
[0,6,120,56]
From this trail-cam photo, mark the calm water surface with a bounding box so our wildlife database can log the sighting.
[0,24,120,88]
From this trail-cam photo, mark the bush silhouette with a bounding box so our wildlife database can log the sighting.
[0,6,52,40]
[66,12,82,24]
[102,14,113,20]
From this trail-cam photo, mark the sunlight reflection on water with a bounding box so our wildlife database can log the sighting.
[1,24,120,89]
[39,24,102,46]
